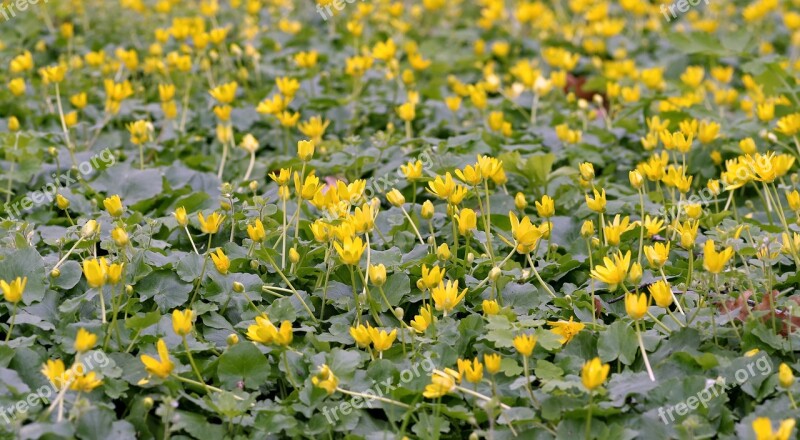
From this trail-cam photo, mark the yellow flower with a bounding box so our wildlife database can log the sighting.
[603,215,633,246]
[397,102,415,121]
[410,304,435,333]
[421,200,435,219]
[431,280,467,315]
[127,120,152,145]
[484,353,501,374]
[581,357,610,391]
[41,359,69,390]
[674,220,699,249]
[401,160,424,181]
[548,317,585,345]
[423,373,456,398]
[82,258,108,289]
[103,195,124,217]
[535,195,555,217]
[625,292,648,320]
[269,168,292,186]
[386,189,405,207]
[752,418,795,440]
[369,264,387,287]
[8,78,25,96]
[420,264,445,290]
[107,263,123,285]
[580,220,595,238]
[39,64,67,84]
[74,328,97,353]
[703,240,733,274]
[427,173,457,200]
[585,188,606,213]
[273,321,293,346]
[455,208,477,235]
[209,81,238,104]
[334,236,367,265]
[247,219,266,242]
[647,280,673,308]
[372,38,397,61]
[210,248,230,274]
[513,334,537,357]
[298,116,329,143]
[455,164,482,186]
[482,299,500,316]
[276,111,300,127]
[509,212,543,254]
[778,363,794,389]
[140,339,174,379]
[579,162,595,180]
[787,190,800,211]
[515,192,527,210]
[297,139,315,161]
[312,364,339,395]
[590,250,631,290]
[275,77,300,98]
[644,242,670,268]
[111,227,128,247]
[457,358,484,383]
[70,371,102,393]
[1,276,26,304]
[368,327,397,352]
[351,203,375,233]
[198,212,225,234]
[247,315,278,344]
[294,172,325,200]
[172,309,193,336]
[349,323,372,348]
[174,207,188,227]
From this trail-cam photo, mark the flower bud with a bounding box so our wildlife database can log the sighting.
[111,227,129,247]
[125,285,134,295]
[81,219,99,238]
[489,267,501,281]
[421,200,434,219]
[437,243,451,261]
[289,248,300,264]
[142,397,154,410]
[249,180,259,192]
[50,268,61,278]
[56,194,70,210]
[233,281,244,293]
[394,307,404,319]
[514,192,527,210]
[227,333,239,346]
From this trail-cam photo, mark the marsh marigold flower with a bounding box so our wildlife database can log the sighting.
[431,280,467,315]
[172,309,193,336]
[752,418,795,440]
[703,240,733,274]
[590,250,631,290]
[103,194,124,217]
[312,364,339,395]
[513,334,537,357]
[548,317,585,345]
[140,339,174,379]
[625,292,648,320]
[198,212,225,234]
[210,248,230,274]
[74,328,97,353]
[581,357,610,391]
[1,277,26,304]
[334,236,367,265]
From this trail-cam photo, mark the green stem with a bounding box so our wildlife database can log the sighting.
[183,335,208,392]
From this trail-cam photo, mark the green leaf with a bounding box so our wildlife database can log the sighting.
[217,342,270,390]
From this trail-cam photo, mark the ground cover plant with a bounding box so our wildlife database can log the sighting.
[0,0,800,438]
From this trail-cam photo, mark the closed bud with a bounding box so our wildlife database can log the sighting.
[580,220,595,238]
[220,201,231,211]
[143,397,154,410]
[125,285,134,295]
[81,219,99,238]
[416,279,425,290]
[394,307,404,319]
[56,194,70,210]
[591,237,600,247]
[249,180,258,192]
[227,333,239,346]
[489,267,501,281]
[289,247,300,264]
[629,170,644,189]
[467,252,474,264]
[250,260,259,270]
[421,200,434,219]
[50,268,61,278]
[437,243,451,261]
[233,281,244,293]
[514,192,527,210]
